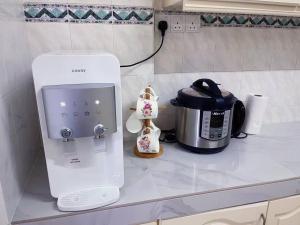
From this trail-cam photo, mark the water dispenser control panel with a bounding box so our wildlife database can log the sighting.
[42,83,117,140]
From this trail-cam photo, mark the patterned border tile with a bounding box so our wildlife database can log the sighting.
[24,3,68,23]
[201,13,300,28]
[68,4,113,24]
[23,3,154,24]
[113,6,154,24]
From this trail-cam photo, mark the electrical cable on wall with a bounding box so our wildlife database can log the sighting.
[120,21,168,68]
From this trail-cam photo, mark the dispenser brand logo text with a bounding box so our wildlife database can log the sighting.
[72,69,86,73]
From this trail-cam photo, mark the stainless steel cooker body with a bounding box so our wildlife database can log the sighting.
[175,106,234,152]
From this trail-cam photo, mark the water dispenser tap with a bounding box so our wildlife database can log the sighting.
[94,124,108,139]
[60,128,73,142]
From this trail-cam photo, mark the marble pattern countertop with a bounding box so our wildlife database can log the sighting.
[13,122,300,225]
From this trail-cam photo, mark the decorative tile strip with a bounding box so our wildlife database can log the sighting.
[24,3,68,22]
[201,13,300,28]
[24,3,154,24]
[68,4,113,23]
[113,6,154,24]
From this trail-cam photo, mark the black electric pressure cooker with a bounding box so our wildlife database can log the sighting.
[171,79,245,154]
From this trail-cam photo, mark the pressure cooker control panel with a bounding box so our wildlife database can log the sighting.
[201,110,231,140]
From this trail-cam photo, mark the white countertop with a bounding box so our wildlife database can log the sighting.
[13,122,300,224]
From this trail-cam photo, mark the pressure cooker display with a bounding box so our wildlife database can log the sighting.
[210,112,225,128]
[201,110,231,141]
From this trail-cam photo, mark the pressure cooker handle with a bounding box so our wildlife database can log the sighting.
[192,79,222,97]
[170,98,181,106]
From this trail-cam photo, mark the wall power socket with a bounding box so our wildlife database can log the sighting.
[171,15,185,32]
[185,15,200,32]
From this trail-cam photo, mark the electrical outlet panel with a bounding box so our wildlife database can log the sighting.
[185,15,200,32]
[155,13,202,34]
[171,14,185,32]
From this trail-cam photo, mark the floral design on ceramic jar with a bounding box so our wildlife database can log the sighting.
[138,136,150,151]
[141,102,152,117]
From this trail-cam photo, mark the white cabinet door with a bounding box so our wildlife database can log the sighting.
[162,0,300,16]
[266,195,300,225]
[162,202,268,225]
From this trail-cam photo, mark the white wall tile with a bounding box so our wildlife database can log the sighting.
[70,23,114,52]
[268,29,298,70]
[211,28,243,72]
[2,21,32,92]
[0,2,21,20]
[268,71,300,108]
[10,87,41,162]
[112,24,154,76]
[239,28,271,71]
[182,30,215,72]
[0,1,40,222]
[26,22,72,60]
[0,95,23,222]
[154,32,183,74]
[0,6,28,97]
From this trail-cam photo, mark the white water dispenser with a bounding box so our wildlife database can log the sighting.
[32,52,124,211]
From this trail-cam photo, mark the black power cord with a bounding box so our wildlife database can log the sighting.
[120,21,168,68]
[159,129,177,143]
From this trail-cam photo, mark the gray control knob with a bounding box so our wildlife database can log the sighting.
[60,128,73,142]
[94,124,106,139]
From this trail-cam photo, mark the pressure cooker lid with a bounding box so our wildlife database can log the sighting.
[175,79,235,110]
[180,86,232,99]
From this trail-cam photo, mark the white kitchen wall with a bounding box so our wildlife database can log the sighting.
[0,0,41,222]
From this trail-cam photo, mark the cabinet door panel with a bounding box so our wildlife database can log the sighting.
[266,195,300,225]
[162,202,268,225]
